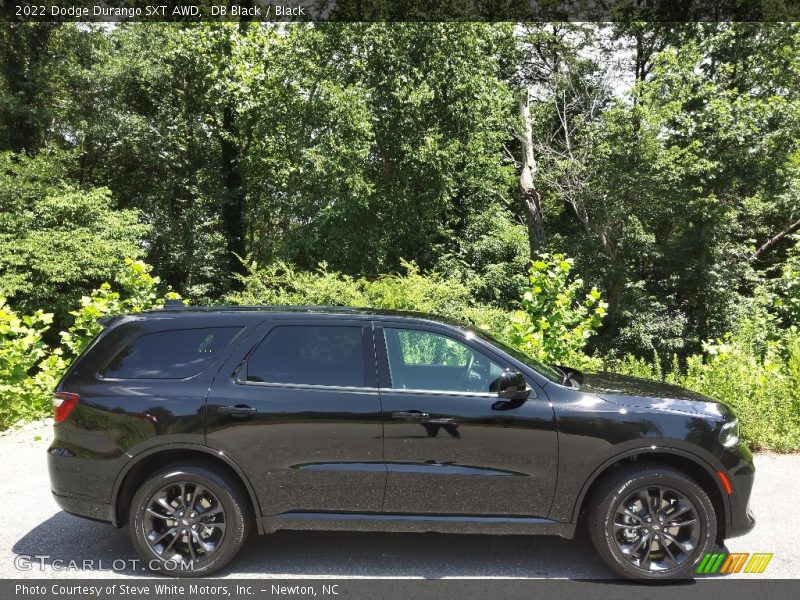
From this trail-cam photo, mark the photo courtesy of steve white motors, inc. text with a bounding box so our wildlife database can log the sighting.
[15,583,340,597]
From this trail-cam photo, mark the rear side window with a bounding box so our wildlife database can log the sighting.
[246,325,365,387]
[100,327,242,379]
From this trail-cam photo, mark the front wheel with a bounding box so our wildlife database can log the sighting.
[129,461,251,576]
[588,464,717,580]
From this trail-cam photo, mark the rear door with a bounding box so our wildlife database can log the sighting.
[376,321,558,517]
[205,318,385,516]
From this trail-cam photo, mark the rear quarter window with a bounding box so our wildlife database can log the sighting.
[246,325,366,387]
[100,327,242,379]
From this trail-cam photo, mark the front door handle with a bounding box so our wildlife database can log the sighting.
[218,404,257,418]
[392,410,431,420]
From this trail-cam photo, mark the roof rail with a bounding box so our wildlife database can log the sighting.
[129,304,469,328]
[153,304,367,312]
[163,299,188,309]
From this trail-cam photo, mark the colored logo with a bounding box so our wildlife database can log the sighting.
[697,552,773,574]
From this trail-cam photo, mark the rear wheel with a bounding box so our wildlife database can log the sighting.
[129,462,250,576]
[588,464,716,580]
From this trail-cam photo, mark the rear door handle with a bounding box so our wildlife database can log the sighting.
[218,405,257,418]
[392,410,430,420]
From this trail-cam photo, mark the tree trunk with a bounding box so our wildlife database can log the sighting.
[220,103,246,282]
[753,217,800,260]
[1,24,56,154]
[219,26,248,286]
[519,89,545,260]
[607,268,626,320]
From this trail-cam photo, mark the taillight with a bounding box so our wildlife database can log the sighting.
[53,392,79,423]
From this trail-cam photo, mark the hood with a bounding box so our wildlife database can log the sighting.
[581,371,731,418]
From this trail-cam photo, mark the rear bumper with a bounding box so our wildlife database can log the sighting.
[48,446,116,525]
[51,490,113,524]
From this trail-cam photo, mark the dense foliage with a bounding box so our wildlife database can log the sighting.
[0,260,181,429]
[0,22,799,449]
[611,302,800,453]
[229,259,511,335]
[0,151,146,321]
[0,297,53,428]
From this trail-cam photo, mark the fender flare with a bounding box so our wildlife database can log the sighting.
[568,445,730,526]
[110,442,263,531]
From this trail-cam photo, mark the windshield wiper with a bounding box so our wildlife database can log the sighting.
[553,365,584,388]
[552,365,570,386]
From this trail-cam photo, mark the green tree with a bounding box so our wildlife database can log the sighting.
[526,23,800,358]
[74,23,234,299]
[0,151,147,321]
[0,23,59,153]
[239,24,517,279]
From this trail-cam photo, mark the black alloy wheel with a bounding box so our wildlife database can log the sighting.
[130,462,250,576]
[610,485,701,572]
[588,464,716,580]
[143,481,226,565]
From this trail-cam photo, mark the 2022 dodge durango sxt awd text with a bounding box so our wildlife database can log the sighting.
[48,305,755,580]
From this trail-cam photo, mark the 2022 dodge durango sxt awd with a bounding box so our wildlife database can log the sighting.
[48,305,755,580]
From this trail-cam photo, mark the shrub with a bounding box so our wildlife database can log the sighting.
[231,255,608,370]
[231,260,366,308]
[60,258,184,359]
[506,254,607,369]
[609,302,800,452]
[0,151,148,319]
[230,259,512,336]
[0,298,54,428]
[681,327,800,452]
[0,259,183,430]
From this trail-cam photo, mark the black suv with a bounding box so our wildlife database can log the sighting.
[48,306,754,580]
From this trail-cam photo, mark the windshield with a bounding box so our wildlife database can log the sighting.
[473,330,563,383]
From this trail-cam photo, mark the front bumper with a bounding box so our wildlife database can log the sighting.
[719,442,756,539]
[730,506,756,538]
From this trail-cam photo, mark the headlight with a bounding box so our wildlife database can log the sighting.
[719,418,739,448]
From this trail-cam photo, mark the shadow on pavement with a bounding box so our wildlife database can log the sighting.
[12,511,141,576]
[13,511,611,579]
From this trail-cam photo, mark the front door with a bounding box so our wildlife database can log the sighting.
[206,319,385,516]
[376,323,558,517]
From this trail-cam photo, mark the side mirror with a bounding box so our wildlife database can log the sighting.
[490,369,531,401]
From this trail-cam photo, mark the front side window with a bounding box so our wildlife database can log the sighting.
[383,328,504,393]
[100,327,242,379]
[246,325,365,387]
[472,329,563,383]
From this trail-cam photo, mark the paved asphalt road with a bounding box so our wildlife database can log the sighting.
[1,420,797,580]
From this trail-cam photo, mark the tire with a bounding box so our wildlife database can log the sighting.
[129,461,251,577]
[587,464,716,581]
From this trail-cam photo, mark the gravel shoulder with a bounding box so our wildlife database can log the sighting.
[1,421,796,579]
